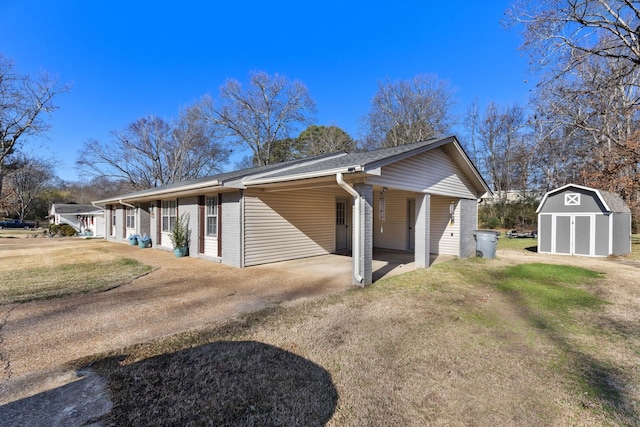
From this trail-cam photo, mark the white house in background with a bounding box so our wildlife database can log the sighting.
[94,136,491,286]
[49,203,105,237]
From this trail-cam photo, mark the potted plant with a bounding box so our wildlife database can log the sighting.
[138,234,151,248]
[128,234,139,246]
[170,212,189,257]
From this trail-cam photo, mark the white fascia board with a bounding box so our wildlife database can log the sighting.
[94,180,221,205]
[247,152,347,180]
[239,166,364,187]
[363,166,382,175]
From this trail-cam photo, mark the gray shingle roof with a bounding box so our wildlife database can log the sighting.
[600,190,631,213]
[95,135,488,203]
[102,152,343,201]
[53,204,103,214]
[244,137,445,181]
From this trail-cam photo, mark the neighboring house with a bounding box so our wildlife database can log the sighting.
[94,136,491,286]
[536,184,632,257]
[482,189,542,205]
[49,204,105,237]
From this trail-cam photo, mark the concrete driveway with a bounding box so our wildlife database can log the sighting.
[0,240,357,407]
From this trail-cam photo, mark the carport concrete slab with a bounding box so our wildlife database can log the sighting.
[262,250,456,284]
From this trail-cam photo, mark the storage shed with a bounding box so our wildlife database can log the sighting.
[536,184,631,257]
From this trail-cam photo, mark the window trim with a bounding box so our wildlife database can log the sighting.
[206,195,218,237]
[162,200,177,232]
[125,206,136,229]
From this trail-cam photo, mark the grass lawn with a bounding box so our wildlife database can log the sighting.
[84,252,639,425]
[3,234,638,425]
[0,238,153,304]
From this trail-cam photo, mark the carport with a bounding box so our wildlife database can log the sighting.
[97,136,491,287]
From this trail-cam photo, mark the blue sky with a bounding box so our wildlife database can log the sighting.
[1,1,532,182]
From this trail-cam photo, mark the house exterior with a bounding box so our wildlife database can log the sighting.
[49,203,105,237]
[536,184,632,257]
[94,136,491,285]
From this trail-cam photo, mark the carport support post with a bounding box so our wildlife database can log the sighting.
[353,183,373,286]
[415,193,431,268]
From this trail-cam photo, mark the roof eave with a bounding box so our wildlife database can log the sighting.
[94,180,222,204]
[239,166,365,187]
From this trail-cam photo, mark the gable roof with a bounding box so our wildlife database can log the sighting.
[536,184,631,214]
[94,135,490,205]
[52,204,104,215]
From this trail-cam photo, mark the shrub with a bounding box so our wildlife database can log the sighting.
[49,224,60,234]
[479,200,538,230]
[59,224,77,236]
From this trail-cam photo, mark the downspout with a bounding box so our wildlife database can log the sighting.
[336,173,363,284]
[119,199,136,208]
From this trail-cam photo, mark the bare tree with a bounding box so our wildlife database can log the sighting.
[2,153,55,220]
[462,99,482,168]
[0,54,69,195]
[508,0,640,76]
[298,125,356,156]
[362,74,455,149]
[477,103,531,197]
[199,71,316,166]
[77,105,230,190]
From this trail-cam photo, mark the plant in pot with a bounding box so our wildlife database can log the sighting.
[128,234,139,246]
[138,234,152,248]
[170,212,189,257]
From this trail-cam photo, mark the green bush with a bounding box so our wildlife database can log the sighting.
[479,200,539,230]
[48,223,78,236]
[60,224,77,236]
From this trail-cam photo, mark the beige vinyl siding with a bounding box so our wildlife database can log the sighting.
[373,190,413,250]
[244,188,343,266]
[204,236,218,257]
[430,196,460,255]
[367,148,477,199]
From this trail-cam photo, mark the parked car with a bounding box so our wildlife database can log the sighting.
[505,229,538,239]
[0,219,36,229]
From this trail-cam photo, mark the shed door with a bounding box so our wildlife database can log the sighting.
[555,216,571,254]
[554,214,593,256]
[574,216,592,256]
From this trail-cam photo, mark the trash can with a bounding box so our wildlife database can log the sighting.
[473,230,500,258]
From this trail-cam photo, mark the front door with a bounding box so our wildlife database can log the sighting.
[336,199,349,252]
[407,199,415,251]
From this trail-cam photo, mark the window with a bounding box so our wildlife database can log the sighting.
[162,200,177,232]
[336,201,346,226]
[206,196,218,236]
[564,193,580,206]
[126,207,135,229]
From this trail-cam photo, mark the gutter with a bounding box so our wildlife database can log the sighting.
[336,173,363,285]
[119,199,136,208]
[239,165,363,188]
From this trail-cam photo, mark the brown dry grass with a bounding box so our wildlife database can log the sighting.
[86,250,640,426]
[0,238,152,303]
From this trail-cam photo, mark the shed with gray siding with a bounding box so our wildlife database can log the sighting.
[536,184,631,257]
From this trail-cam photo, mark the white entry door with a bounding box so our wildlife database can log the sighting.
[407,199,415,251]
[336,199,349,252]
